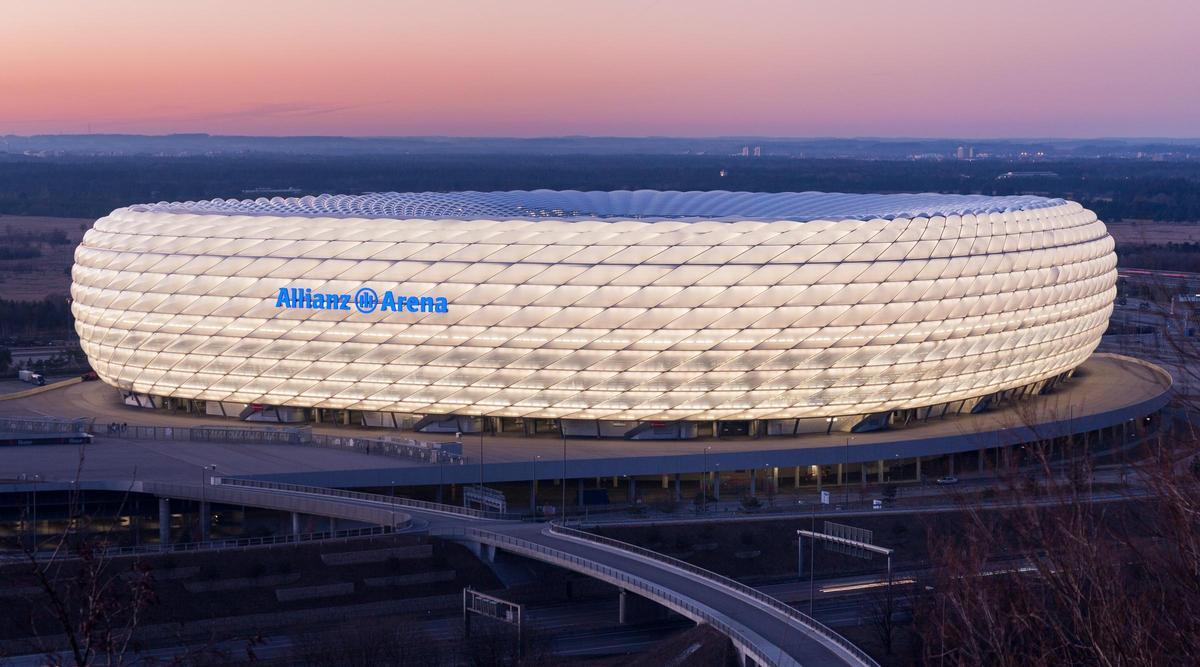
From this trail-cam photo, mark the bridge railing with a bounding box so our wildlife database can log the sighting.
[548,522,878,667]
[451,527,795,667]
[212,477,505,520]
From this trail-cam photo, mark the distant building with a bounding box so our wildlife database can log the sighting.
[740,146,750,157]
[956,145,974,160]
[996,171,1060,180]
[752,146,762,157]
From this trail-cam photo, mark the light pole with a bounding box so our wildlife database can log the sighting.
[201,464,216,540]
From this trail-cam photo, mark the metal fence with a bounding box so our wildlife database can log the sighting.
[212,477,504,520]
[1,526,397,562]
[547,522,879,667]
[0,416,93,434]
[94,422,311,444]
[86,420,464,465]
[308,433,465,464]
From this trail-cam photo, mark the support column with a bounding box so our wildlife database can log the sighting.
[673,473,681,502]
[772,467,779,493]
[713,470,721,501]
[794,466,801,489]
[816,467,822,493]
[837,463,844,485]
[619,589,628,625]
[627,477,636,503]
[878,459,885,484]
[578,478,585,506]
[530,479,537,513]
[948,453,955,476]
[915,456,922,482]
[158,497,170,546]
[291,512,302,536]
[661,474,668,489]
[978,449,986,474]
[612,476,618,488]
[199,501,210,541]
[749,470,756,496]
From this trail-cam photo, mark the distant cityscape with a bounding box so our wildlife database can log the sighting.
[2,134,1199,161]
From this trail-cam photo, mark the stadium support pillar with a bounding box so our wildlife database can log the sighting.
[772,467,779,493]
[749,470,756,496]
[627,477,636,503]
[661,474,668,489]
[199,502,210,541]
[158,497,170,546]
[673,473,681,501]
[948,454,955,476]
[291,512,301,536]
[816,468,822,493]
[530,479,537,513]
[837,463,844,485]
[713,470,721,501]
[878,460,885,484]
[794,466,801,489]
[612,476,618,488]
[978,449,986,474]
[915,456,922,482]
[578,479,585,506]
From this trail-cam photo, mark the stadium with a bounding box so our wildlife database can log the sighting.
[70,190,1117,440]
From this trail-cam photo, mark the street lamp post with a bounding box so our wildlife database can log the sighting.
[200,464,216,541]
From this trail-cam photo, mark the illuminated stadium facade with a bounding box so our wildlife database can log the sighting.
[71,191,1116,438]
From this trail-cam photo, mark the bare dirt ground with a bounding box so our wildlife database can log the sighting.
[1106,220,1200,245]
[0,215,93,301]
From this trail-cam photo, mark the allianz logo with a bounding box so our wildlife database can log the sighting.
[274,287,449,314]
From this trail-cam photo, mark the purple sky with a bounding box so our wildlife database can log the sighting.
[2,0,1198,137]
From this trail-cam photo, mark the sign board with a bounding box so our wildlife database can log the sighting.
[463,588,523,655]
[820,490,831,505]
[463,485,507,513]
[823,521,874,559]
[873,499,883,510]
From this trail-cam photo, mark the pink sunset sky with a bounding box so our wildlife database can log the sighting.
[2,0,1197,137]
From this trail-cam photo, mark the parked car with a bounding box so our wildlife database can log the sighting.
[936,476,960,485]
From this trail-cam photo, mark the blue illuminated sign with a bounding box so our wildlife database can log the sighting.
[274,287,448,314]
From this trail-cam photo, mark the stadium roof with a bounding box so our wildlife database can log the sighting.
[129,190,1067,222]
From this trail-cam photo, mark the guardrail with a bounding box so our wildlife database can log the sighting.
[449,527,795,667]
[308,433,465,465]
[1,526,397,562]
[0,415,92,434]
[212,477,505,520]
[547,522,878,667]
